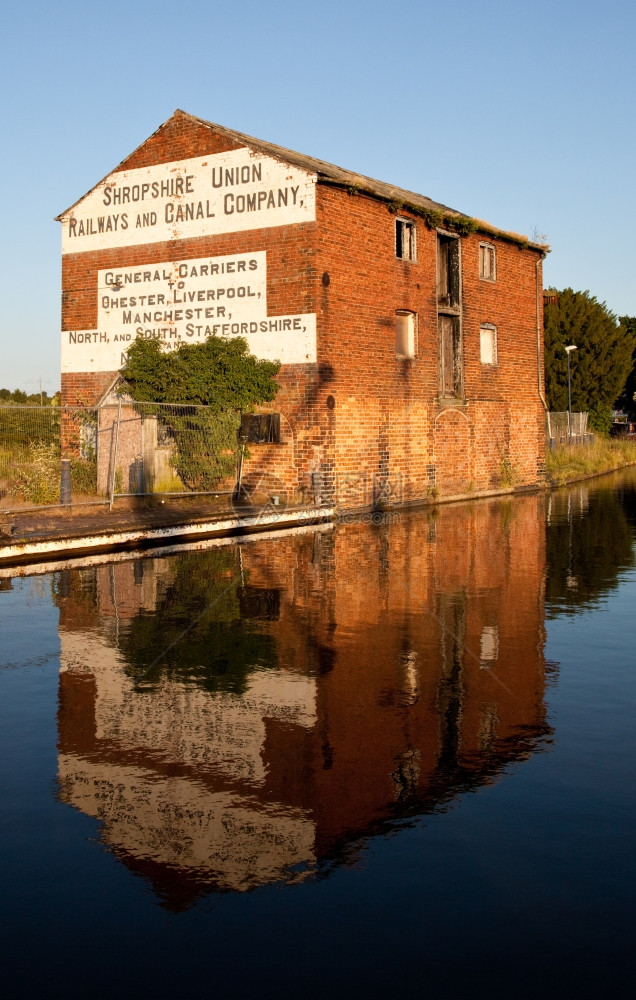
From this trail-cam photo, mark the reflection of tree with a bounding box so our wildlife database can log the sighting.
[620,474,636,533]
[116,550,278,693]
[546,487,635,614]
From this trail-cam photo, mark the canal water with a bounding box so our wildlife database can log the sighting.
[1,472,634,997]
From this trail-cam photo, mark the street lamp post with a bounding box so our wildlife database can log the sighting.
[565,345,577,444]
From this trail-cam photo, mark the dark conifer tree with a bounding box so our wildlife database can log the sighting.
[616,316,636,414]
[544,289,636,432]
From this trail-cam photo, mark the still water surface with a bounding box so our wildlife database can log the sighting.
[1,473,635,997]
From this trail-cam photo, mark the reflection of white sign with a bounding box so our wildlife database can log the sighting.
[59,148,316,253]
[61,251,317,373]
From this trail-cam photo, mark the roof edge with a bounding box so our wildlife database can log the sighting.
[55,112,184,221]
[317,177,550,252]
[55,109,550,252]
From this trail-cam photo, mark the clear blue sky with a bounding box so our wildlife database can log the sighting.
[1,0,634,391]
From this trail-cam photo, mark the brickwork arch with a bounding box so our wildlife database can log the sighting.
[434,408,471,496]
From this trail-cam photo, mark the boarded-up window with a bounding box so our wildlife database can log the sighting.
[479,243,496,281]
[437,233,462,398]
[480,324,497,365]
[396,218,416,260]
[239,412,281,443]
[395,310,417,358]
[439,314,462,397]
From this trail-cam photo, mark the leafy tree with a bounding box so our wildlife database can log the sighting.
[544,289,636,433]
[0,388,59,405]
[118,336,280,488]
[119,336,280,408]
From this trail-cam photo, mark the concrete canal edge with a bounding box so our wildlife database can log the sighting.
[0,481,549,569]
[7,462,635,570]
[0,506,335,567]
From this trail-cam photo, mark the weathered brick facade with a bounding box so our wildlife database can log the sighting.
[58,110,547,507]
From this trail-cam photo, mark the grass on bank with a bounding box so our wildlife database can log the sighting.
[546,436,636,486]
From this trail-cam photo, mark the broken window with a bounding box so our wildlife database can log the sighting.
[395,310,417,358]
[396,218,416,261]
[437,234,461,308]
[437,233,463,398]
[239,412,281,444]
[479,242,496,281]
[480,324,497,365]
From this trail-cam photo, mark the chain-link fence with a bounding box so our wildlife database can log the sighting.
[0,401,239,513]
[0,405,97,511]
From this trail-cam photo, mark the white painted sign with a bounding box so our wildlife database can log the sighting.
[60,148,316,253]
[61,251,317,373]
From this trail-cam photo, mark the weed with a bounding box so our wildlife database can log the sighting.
[10,442,60,504]
[71,457,97,496]
[499,457,517,487]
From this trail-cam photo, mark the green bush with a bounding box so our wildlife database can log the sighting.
[119,337,280,490]
[71,457,97,496]
[587,405,612,435]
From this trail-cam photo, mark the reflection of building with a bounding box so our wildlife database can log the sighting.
[57,495,550,906]
[58,633,317,895]
[58,110,548,506]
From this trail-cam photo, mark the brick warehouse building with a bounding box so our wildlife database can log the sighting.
[57,109,549,508]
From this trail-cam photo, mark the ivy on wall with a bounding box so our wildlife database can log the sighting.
[119,337,281,487]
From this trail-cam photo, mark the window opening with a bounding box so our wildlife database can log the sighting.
[439,315,462,397]
[396,218,416,261]
[437,233,463,398]
[239,412,281,444]
[395,311,417,358]
[480,324,497,365]
[437,234,460,308]
[479,243,496,281]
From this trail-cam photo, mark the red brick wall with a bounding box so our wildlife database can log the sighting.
[309,185,545,503]
[61,113,546,505]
